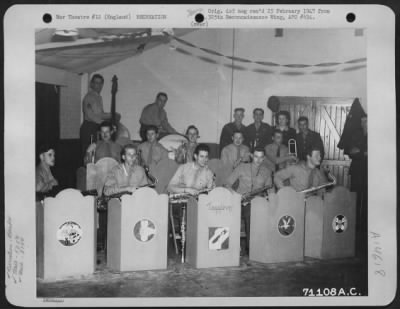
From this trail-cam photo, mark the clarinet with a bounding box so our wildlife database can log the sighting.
[169,187,212,263]
[95,183,156,211]
[137,149,158,186]
[168,188,212,204]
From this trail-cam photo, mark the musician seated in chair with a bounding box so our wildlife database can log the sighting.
[84,121,122,165]
[274,147,329,193]
[224,147,273,256]
[138,125,169,167]
[175,125,199,164]
[103,144,148,196]
[264,129,297,173]
[168,144,215,196]
[36,144,59,199]
[221,130,251,171]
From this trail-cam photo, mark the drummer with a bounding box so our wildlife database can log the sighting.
[139,92,178,141]
[175,125,199,164]
[168,144,215,196]
[138,125,169,167]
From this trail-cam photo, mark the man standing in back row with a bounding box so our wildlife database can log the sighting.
[296,116,325,162]
[139,92,178,141]
[245,108,273,152]
[219,108,247,155]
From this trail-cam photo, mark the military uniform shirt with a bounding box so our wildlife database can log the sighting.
[139,102,176,134]
[275,126,297,147]
[36,162,58,193]
[274,162,328,192]
[245,122,273,151]
[225,163,272,195]
[296,130,325,161]
[219,122,247,154]
[138,141,169,166]
[168,162,215,191]
[221,143,251,169]
[82,90,104,124]
[175,142,197,164]
[104,164,148,195]
[264,143,289,172]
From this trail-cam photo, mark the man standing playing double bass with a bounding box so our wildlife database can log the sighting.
[79,74,120,161]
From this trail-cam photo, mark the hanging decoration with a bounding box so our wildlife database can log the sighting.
[162,31,367,75]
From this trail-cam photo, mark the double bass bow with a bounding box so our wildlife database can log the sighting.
[110,75,131,146]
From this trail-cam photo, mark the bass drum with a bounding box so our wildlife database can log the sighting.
[158,134,188,160]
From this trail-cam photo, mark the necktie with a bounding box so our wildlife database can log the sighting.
[191,166,202,189]
[147,143,154,166]
[275,145,281,171]
[158,107,163,129]
[236,145,241,162]
[307,168,317,189]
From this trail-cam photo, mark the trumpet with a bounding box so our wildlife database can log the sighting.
[286,138,298,166]
[288,138,297,158]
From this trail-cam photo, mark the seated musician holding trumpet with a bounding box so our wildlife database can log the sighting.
[175,125,199,164]
[221,130,251,170]
[84,121,122,165]
[168,144,215,196]
[224,147,273,256]
[103,144,148,195]
[274,146,330,193]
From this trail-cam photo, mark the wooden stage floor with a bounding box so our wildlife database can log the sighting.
[37,250,368,298]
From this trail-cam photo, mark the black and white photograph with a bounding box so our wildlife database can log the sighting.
[4,4,397,307]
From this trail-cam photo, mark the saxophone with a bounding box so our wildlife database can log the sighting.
[300,169,337,196]
[169,188,213,204]
[241,185,274,205]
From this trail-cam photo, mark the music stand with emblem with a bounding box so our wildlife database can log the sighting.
[304,187,356,259]
[249,187,305,263]
[36,189,96,279]
[107,187,168,272]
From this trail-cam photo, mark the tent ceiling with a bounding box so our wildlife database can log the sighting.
[36,28,194,74]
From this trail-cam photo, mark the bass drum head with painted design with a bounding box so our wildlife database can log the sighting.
[159,134,188,160]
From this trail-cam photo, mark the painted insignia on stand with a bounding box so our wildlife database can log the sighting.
[134,219,156,242]
[278,215,295,237]
[332,214,348,233]
[57,221,83,246]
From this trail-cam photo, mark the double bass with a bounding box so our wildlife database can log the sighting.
[110,75,131,146]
